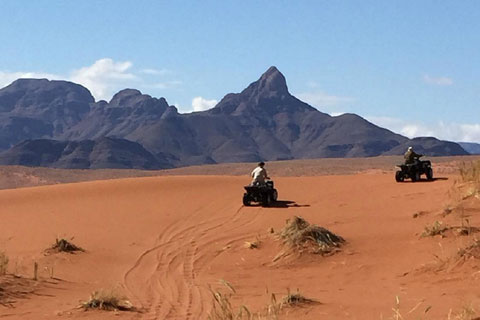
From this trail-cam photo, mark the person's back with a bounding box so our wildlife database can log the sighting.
[404,147,421,165]
[251,162,269,185]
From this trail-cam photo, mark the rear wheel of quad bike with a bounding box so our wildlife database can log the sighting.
[242,194,251,206]
[426,168,433,181]
[262,193,272,207]
[411,171,420,182]
[395,171,404,182]
[272,189,278,202]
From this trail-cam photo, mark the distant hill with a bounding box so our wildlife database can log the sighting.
[458,142,480,155]
[383,137,468,156]
[0,67,469,169]
[0,137,172,169]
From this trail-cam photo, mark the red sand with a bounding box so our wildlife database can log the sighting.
[1,170,480,319]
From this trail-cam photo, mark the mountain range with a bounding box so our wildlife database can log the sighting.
[0,67,469,169]
[458,142,480,155]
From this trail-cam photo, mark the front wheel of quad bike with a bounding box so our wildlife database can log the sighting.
[426,168,433,181]
[243,194,251,206]
[395,171,404,182]
[272,189,278,202]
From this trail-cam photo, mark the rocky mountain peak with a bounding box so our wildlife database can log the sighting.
[248,66,289,98]
[109,89,144,106]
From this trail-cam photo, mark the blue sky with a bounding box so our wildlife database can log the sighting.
[1,1,479,142]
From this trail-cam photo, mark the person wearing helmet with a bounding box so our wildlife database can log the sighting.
[404,146,422,165]
[251,161,270,186]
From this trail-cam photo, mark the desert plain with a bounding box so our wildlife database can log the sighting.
[1,155,480,319]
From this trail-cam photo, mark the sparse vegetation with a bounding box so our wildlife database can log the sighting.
[458,161,480,199]
[421,220,479,238]
[443,206,454,216]
[448,304,477,320]
[280,288,315,307]
[459,161,480,184]
[386,296,432,320]
[207,281,315,320]
[457,239,480,260]
[244,237,261,249]
[0,251,8,275]
[421,221,448,237]
[50,238,83,253]
[278,216,344,255]
[81,288,133,311]
[207,288,252,320]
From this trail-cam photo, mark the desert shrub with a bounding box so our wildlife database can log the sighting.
[280,288,315,307]
[50,238,83,253]
[0,251,8,275]
[81,288,133,311]
[421,221,448,237]
[279,216,345,254]
[457,239,480,260]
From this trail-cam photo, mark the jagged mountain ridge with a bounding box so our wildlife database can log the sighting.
[0,67,469,169]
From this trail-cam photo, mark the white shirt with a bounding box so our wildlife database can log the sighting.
[251,166,268,183]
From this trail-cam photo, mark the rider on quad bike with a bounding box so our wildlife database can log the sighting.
[404,146,422,165]
[243,162,278,206]
[251,161,269,186]
[395,147,434,182]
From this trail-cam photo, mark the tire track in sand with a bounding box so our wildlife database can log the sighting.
[124,203,263,319]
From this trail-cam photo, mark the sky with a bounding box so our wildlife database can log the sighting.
[0,1,479,142]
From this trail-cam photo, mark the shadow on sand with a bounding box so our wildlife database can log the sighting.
[252,200,310,208]
[401,177,449,183]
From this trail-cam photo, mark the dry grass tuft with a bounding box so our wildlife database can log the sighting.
[81,288,133,311]
[458,161,480,199]
[457,239,480,260]
[421,221,448,237]
[50,238,84,253]
[0,251,8,275]
[279,216,345,255]
[244,237,261,249]
[207,288,251,320]
[280,288,316,307]
[207,282,315,320]
[421,220,479,239]
[459,161,480,184]
[448,304,477,320]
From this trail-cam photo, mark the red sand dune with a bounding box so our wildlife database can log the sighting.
[1,162,480,319]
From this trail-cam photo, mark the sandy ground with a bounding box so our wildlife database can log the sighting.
[0,158,480,319]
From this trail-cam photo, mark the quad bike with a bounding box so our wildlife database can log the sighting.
[243,180,278,207]
[395,156,433,182]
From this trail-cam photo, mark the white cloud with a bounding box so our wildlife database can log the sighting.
[366,116,480,143]
[296,91,354,109]
[140,68,170,76]
[0,58,182,102]
[70,58,138,101]
[423,74,453,86]
[191,96,217,112]
[0,71,62,88]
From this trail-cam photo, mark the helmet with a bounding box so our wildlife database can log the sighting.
[258,161,265,167]
[408,146,413,151]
